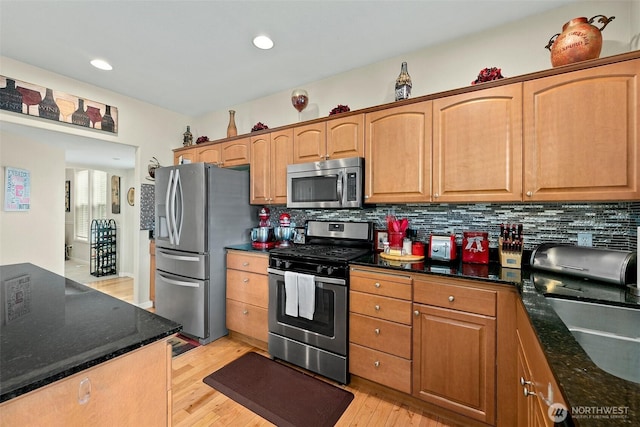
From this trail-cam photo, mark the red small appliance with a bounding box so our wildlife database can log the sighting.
[428,235,457,261]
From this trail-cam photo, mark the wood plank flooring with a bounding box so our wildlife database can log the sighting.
[86,275,457,426]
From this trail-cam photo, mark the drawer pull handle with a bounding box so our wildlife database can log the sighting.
[374,304,380,311]
[243,278,249,283]
[242,262,249,266]
[448,295,455,302]
[374,282,381,288]
[374,328,380,335]
[78,377,91,405]
[374,361,380,368]
[243,310,248,315]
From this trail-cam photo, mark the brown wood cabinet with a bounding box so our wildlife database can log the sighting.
[523,59,640,201]
[174,148,196,165]
[349,266,413,394]
[173,138,250,167]
[365,102,432,203]
[250,129,293,205]
[433,83,523,202]
[413,277,497,425]
[516,301,568,427]
[225,251,269,344]
[0,339,172,426]
[293,114,364,163]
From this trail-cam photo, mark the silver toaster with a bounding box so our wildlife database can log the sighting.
[530,243,637,285]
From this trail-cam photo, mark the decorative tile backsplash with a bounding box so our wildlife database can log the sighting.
[140,184,155,230]
[268,201,639,251]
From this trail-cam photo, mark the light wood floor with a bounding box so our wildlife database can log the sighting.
[91,276,457,427]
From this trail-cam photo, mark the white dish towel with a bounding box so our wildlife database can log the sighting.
[284,271,298,317]
[297,273,316,320]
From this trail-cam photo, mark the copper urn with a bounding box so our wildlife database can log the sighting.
[545,15,615,67]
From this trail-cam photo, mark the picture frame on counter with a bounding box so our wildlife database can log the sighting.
[374,230,388,252]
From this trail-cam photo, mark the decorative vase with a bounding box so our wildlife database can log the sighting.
[86,105,102,128]
[72,98,90,127]
[38,88,60,121]
[545,15,615,67]
[227,110,237,137]
[102,105,115,132]
[395,62,412,101]
[183,125,193,146]
[0,79,23,113]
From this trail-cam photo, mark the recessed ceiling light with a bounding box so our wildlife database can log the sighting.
[253,35,274,50]
[90,59,113,71]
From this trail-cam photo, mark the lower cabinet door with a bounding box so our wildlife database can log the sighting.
[413,303,496,424]
[349,343,412,394]
[226,299,268,342]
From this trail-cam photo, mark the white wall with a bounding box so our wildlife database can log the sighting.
[0,58,190,305]
[194,1,635,138]
[0,135,65,274]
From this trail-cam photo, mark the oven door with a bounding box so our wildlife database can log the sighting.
[268,268,347,356]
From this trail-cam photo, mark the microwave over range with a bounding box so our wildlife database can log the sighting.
[286,157,364,209]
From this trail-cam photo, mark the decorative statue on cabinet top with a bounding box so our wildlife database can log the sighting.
[545,15,615,67]
[395,62,412,101]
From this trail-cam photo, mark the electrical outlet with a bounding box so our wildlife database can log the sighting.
[577,232,593,247]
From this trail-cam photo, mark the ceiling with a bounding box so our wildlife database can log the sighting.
[0,0,577,169]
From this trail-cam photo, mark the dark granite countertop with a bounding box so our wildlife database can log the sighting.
[351,254,640,426]
[0,263,181,403]
[225,243,272,254]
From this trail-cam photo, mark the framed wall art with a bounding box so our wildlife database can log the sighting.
[374,230,388,252]
[4,167,30,211]
[65,180,71,212]
[111,175,120,214]
[0,75,118,134]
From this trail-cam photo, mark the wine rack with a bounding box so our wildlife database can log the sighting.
[90,219,117,277]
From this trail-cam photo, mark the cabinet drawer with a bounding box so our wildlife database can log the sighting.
[414,279,496,317]
[226,270,268,308]
[350,268,412,300]
[349,343,412,394]
[227,251,268,274]
[226,299,268,342]
[350,291,412,325]
[350,313,411,359]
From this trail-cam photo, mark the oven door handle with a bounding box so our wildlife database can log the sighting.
[267,268,346,286]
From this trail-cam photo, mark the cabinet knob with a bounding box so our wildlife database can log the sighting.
[243,278,249,283]
[434,193,439,198]
[526,191,533,197]
[523,388,536,397]
[243,309,249,315]
[448,295,455,302]
[414,310,420,316]
[374,282,381,288]
[374,360,380,368]
[374,304,380,311]
[520,377,532,386]
[242,262,249,266]
[374,328,380,335]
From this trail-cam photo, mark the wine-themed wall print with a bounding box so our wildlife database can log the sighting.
[0,75,118,134]
[4,167,30,212]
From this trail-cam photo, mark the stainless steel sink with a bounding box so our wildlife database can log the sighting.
[545,297,640,384]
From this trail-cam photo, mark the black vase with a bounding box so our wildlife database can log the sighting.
[38,88,60,121]
[72,98,90,127]
[101,105,115,132]
[0,79,23,113]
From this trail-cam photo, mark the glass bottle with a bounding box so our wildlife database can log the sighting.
[183,125,193,146]
[0,78,24,113]
[227,110,237,137]
[38,88,60,121]
[395,62,412,101]
[72,98,90,127]
[102,105,115,132]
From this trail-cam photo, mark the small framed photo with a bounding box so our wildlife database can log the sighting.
[374,230,388,252]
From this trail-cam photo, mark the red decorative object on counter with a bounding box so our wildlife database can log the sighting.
[251,122,269,132]
[329,104,350,116]
[462,231,489,264]
[196,136,209,144]
[471,67,504,85]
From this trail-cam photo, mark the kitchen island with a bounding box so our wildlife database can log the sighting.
[0,263,181,425]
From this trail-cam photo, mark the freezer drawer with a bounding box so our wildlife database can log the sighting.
[155,270,208,340]
[156,247,208,280]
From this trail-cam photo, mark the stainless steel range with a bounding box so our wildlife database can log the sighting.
[267,220,374,384]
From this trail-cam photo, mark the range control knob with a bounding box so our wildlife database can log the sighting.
[326,266,334,275]
[284,260,292,269]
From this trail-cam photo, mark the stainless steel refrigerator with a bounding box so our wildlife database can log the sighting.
[154,163,256,344]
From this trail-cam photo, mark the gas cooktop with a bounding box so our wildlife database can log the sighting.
[270,244,371,262]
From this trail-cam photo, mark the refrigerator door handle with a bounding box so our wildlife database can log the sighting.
[165,169,176,244]
[174,169,184,245]
[157,250,200,262]
[157,272,200,288]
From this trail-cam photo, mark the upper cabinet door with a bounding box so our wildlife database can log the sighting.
[432,84,523,202]
[523,59,640,201]
[293,122,326,163]
[219,138,250,167]
[249,134,271,204]
[365,102,432,203]
[196,146,222,165]
[270,129,294,204]
[326,113,365,160]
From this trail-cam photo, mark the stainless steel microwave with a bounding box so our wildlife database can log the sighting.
[287,157,364,209]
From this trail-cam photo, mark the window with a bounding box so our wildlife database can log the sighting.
[74,169,108,241]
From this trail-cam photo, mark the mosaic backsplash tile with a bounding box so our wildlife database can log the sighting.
[140,184,155,230]
[267,201,639,251]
